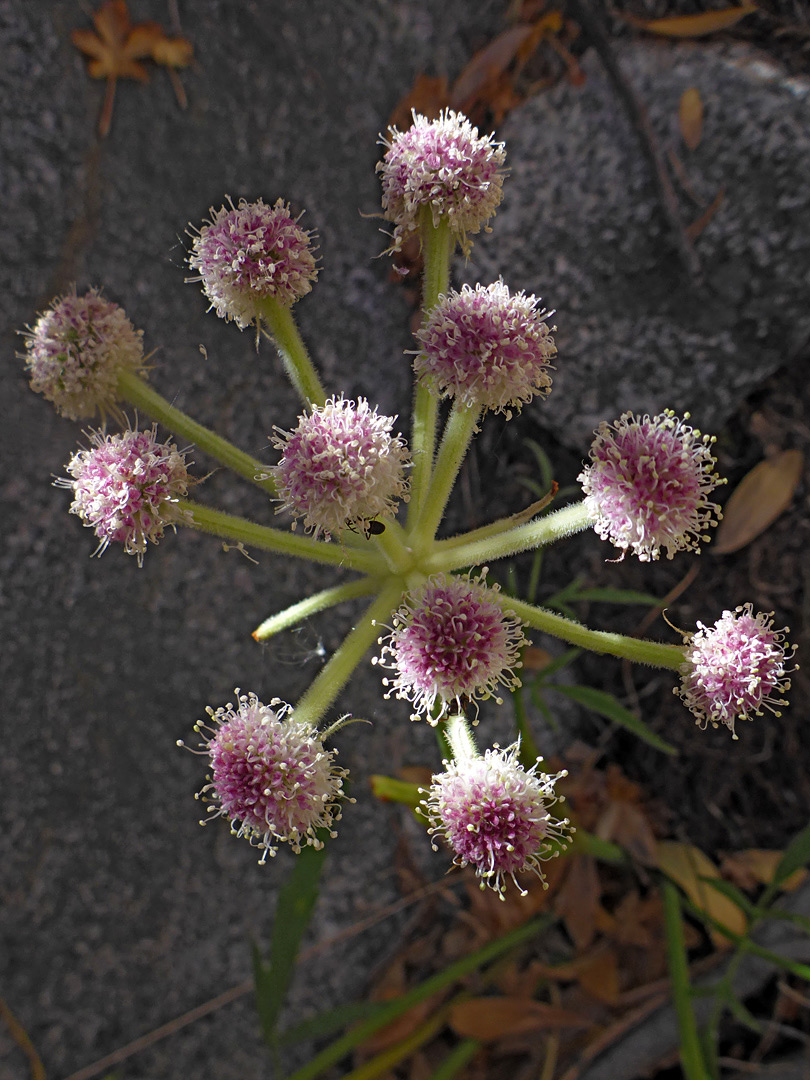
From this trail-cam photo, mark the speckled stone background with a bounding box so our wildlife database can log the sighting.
[2,1,809,1078]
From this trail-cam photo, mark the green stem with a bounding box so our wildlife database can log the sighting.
[411,402,480,549]
[252,577,380,641]
[117,371,276,495]
[501,595,686,671]
[369,520,413,573]
[407,214,453,527]
[291,582,404,727]
[662,880,708,1080]
[425,502,594,573]
[178,499,385,574]
[258,298,326,407]
[444,712,478,763]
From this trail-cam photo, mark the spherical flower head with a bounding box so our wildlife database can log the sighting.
[422,742,572,898]
[187,197,318,328]
[676,605,795,739]
[271,396,410,539]
[21,288,146,420]
[375,571,527,722]
[579,411,723,561]
[57,424,192,565]
[413,282,556,417]
[186,690,349,861]
[377,109,506,256]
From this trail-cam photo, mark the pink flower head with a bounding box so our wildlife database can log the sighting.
[57,424,192,565]
[377,109,506,255]
[187,197,318,328]
[422,742,571,898]
[375,571,527,722]
[677,605,795,738]
[271,396,410,539]
[414,282,556,416]
[579,411,723,561]
[21,288,146,420]
[183,690,349,862]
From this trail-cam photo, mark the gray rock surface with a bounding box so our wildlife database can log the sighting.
[464,39,810,448]
[2,2,806,1078]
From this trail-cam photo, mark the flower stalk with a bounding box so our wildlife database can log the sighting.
[258,298,327,407]
[291,581,404,727]
[117,370,277,496]
[410,402,480,549]
[501,594,686,671]
[407,214,453,526]
[178,499,386,573]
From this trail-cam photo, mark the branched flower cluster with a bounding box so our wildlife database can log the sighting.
[21,110,795,897]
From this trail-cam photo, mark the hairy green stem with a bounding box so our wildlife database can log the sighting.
[252,577,381,641]
[291,582,404,726]
[411,402,480,549]
[369,519,412,572]
[407,214,452,526]
[178,499,385,573]
[117,371,276,495]
[258,298,326,407]
[426,502,594,573]
[501,595,686,670]
[444,712,478,763]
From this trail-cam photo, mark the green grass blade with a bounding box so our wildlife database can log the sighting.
[285,914,555,1080]
[253,841,328,1045]
[530,647,581,683]
[551,684,678,755]
[512,686,542,768]
[278,1000,390,1046]
[766,822,810,904]
[428,1038,480,1079]
[571,587,663,605]
[697,876,757,920]
[369,775,424,810]
[662,880,708,1080]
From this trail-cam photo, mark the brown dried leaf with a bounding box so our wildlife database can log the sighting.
[555,854,601,950]
[621,4,758,38]
[712,450,804,555]
[522,645,554,672]
[151,35,194,68]
[656,841,747,946]
[721,849,808,893]
[604,803,659,866]
[71,1,185,136]
[449,996,589,1039]
[679,87,703,151]
[71,1,161,80]
[451,24,536,106]
[578,947,621,1005]
[389,75,450,130]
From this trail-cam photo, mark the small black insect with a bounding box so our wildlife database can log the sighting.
[347,518,386,538]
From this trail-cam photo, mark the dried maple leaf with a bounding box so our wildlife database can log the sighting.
[72,0,192,135]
